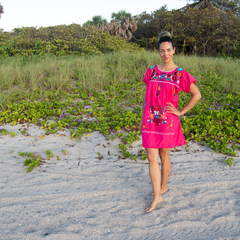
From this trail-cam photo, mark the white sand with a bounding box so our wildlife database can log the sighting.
[0,123,240,240]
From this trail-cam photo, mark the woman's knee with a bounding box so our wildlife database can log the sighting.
[159,149,170,162]
[147,152,158,163]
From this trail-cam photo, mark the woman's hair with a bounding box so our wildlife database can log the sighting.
[158,31,175,49]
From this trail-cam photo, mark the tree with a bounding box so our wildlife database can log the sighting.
[111,10,132,22]
[0,3,4,18]
[99,18,137,40]
[83,15,107,27]
[185,0,240,13]
[95,10,136,40]
[92,15,107,25]
[131,7,169,48]
[130,2,240,57]
[133,11,154,39]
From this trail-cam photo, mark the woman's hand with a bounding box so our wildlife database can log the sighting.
[166,103,182,116]
[166,84,202,116]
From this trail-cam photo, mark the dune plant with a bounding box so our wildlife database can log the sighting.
[18,152,41,172]
[45,150,53,160]
[225,158,235,166]
[0,24,140,57]
[0,52,239,167]
[20,129,27,135]
[0,128,17,137]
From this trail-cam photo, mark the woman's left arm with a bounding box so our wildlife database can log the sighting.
[166,83,202,116]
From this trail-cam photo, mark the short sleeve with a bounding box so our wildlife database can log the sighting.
[178,70,196,93]
[143,66,154,86]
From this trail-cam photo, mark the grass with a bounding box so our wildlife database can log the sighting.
[0,51,239,171]
[1,52,239,93]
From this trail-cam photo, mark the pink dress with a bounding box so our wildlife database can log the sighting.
[142,65,196,149]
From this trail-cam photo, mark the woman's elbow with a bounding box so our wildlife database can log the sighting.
[197,92,202,101]
[192,92,201,101]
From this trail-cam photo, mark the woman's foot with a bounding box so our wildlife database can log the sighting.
[150,187,169,196]
[145,196,163,213]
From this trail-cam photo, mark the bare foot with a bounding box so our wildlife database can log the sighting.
[145,196,163,213]
[150,188,168,196]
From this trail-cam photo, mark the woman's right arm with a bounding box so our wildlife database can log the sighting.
[139,99,145,133]
[140,67,150,132]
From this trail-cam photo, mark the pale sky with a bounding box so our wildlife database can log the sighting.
[0,0,189,32]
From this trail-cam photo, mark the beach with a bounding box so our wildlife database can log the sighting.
[0,123,240,240]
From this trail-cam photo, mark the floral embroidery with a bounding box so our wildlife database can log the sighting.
[167,120,174,129]
[149,66,183,88]
[173,87,177,101]
[177,72,182,77]
[144,100,148,108]
[156,84,162,97]
[147,105,168,125]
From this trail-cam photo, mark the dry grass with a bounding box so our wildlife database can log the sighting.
[0,52,239,93]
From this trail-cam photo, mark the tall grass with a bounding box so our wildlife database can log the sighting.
[0,52,239,93]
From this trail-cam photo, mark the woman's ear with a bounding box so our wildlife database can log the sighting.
[173,47,176,54]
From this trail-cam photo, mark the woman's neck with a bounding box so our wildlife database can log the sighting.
[158,62,177,72]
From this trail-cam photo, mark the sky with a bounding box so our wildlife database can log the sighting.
[0,0,189,32]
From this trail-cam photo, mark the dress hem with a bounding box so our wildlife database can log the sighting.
[142,141,186,149]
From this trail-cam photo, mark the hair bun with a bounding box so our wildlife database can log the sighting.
[158,31,172,41]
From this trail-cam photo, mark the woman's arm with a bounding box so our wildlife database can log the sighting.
[139,100,145,132]
[166,83,202,116]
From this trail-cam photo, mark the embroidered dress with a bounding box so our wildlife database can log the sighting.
[142,65,196,148]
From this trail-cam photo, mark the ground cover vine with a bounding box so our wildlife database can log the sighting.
[0,53,239,172]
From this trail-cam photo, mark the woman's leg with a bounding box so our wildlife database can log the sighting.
[145,148,163,213]
[159,148,171,194]
[150,148,171,196]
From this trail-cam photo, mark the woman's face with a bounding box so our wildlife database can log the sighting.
[159,41,175,63]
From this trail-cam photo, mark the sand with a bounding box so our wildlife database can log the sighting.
[0,123,240,240]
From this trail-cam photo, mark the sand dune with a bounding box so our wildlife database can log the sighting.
[0,124,240,240]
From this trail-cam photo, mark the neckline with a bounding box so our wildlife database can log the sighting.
[156,65,179,73]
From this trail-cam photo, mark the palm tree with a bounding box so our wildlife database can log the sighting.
[92,15,107,25]
[83,15,107,27]
[0,3,4,18]
[99,18,137,40]
[111,10,132,22]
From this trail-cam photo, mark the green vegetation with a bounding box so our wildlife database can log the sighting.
[0,3,3,19]
[0,24,140,57]
[45,150,53,160]
[83,15,107,27]
[1,51,239,171]
[111,10,132,21]
[132,2,240,57]
[1,1,239,58]
[18,150,54,171]
[0,128,17,137]
[18,152,41,172]
[1,1,238,172]
[225,158,235,166]
[20,128,27,135]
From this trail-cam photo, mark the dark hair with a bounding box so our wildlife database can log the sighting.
[158,31,174,49]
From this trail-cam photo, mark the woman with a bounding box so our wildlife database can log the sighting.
[140,31,202,213]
